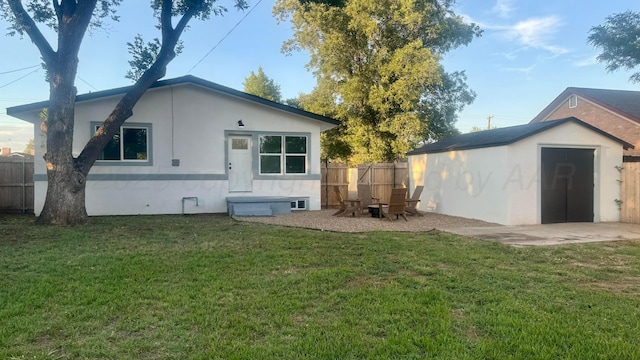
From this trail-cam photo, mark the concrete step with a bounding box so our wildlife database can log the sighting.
[231,203,273,217]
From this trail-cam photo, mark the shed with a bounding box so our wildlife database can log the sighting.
[407,117,632,225]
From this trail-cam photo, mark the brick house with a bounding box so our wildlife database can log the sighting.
[530,87,640,156]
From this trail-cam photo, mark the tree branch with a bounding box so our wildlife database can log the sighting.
[174,7,197,35]
[161,0,174,38]
[6,0,56,64]
[63,0,99,51]
[75,2,197,173]
[52,0,62,24]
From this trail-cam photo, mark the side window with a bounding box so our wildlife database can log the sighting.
[94,124,150,162]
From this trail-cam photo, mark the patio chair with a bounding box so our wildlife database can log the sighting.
[357,184,381,216]
[332,186,362,217]
[405,185,424,217]
[379,188,408,221]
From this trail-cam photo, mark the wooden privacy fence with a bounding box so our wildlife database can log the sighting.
[620,162,640,223]
[0,156,34,213]
[321,162,409,208]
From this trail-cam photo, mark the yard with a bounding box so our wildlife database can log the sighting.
[1,214,639,359]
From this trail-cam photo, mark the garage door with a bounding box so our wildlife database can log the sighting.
[541,148,594,224]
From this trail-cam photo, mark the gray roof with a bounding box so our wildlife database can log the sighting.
[408,117,633,155]
[6,75,340,126]
[531,87,640,124]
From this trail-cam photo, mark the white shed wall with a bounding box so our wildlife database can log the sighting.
[409,146,511,224]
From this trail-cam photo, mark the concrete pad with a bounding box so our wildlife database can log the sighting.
[442,222,640,246]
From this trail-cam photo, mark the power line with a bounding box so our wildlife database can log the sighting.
[77,74,98,91]
[0,64,40,76]
[187,0,264,73]
[0,68,40,89]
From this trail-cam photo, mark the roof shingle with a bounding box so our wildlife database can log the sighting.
[407,117,633,155]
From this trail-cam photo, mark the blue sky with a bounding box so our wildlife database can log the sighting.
[1,0,638,152]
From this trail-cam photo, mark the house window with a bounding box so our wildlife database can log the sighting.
[259,135,307,175]
[95,124,149,162]
[569,95,577,108]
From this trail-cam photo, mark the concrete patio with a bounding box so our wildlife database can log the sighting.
[443,222,640,246]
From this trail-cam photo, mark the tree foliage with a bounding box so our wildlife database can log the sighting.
[243,66,283,102]
[274,0,480,163]
[589,10,640,83]
[23,138,34,154]
[0,0,247,225]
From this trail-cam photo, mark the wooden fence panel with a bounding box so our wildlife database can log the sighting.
[321,163,349,209]
[0,157,34,213]
[621,162,640,223]
[321,162,408,208]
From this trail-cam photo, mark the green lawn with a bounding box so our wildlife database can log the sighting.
[1,214,639,359]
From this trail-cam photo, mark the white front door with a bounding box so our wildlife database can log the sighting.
[228,136,253,192]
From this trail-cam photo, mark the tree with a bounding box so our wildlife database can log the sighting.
[0,0,247,225]
[274,0,480,164]
[468,125,497,133]
[589,11,640,83]
[23,138,34,154]
[243,66,283,102]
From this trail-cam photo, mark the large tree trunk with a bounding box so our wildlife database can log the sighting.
[36,58,89,225]
[35,3,92,225]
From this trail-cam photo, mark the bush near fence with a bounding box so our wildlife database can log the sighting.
[0,156,34,213]
[321,162,408,209]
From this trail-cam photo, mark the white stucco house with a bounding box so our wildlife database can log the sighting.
[407,117,632,225]
[7,75,339,216]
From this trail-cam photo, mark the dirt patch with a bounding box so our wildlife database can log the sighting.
[581,277,640,296]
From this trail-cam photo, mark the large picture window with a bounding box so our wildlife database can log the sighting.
[259,135,307,175]
[95,124,149,162]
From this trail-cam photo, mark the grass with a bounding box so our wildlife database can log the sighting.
[1,214,639,359]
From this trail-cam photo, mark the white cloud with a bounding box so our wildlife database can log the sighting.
[0,120,33,152]
[492,0,515,18]
[507,16,568,56]
[573,55,598,67]
[503,64,536,74]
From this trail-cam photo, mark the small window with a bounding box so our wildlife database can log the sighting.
[569,95,577,108]
[231,138,248,150]
[96,124,149,162]
[291,199,307,210]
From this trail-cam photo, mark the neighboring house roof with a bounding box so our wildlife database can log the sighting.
[6,75,340,127]
[531,87,640,124]
[407,117,633,155]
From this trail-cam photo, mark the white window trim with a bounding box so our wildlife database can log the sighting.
[569,95,577,108]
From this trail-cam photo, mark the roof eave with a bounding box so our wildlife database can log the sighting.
[6,75,341,127]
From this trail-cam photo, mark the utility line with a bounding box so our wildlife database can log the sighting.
[187,0,264,73]
[77,74,98,91]
[0,64,40,75]
[0,68,40,89]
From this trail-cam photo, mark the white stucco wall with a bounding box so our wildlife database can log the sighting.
[28,83,331,216]
[409,146,511,224]
[409,121,625,225]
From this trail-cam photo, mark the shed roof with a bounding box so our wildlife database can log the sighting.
[531,87,640,124]
[407,117,633,155]
[6,75,340,127]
